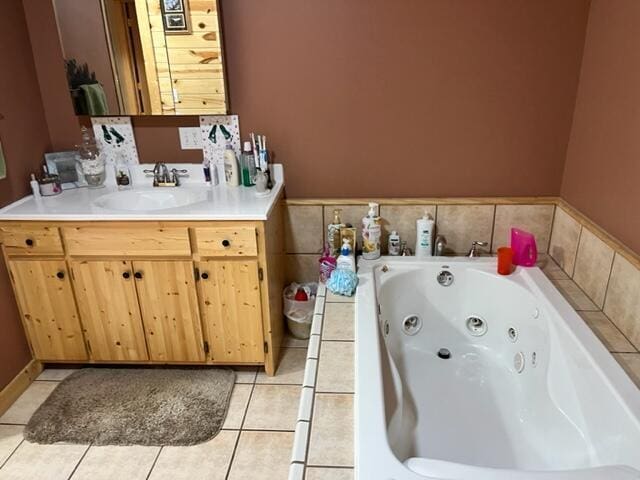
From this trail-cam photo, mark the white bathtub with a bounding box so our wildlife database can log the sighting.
[356,257,640,480]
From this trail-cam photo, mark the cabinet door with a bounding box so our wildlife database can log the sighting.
[133,261,205,362]
[71,260,148,361]
[8,259,87,361]
[197,260,265,363]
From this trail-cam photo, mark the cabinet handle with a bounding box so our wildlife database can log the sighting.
[56,271,65,279]
[122,271,131,279]
[134,271,143,279]
[25,238,34,247]
[201,272,209,280]
[221,239,230,247]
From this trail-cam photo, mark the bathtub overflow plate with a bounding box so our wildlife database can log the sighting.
[465,316,487,336]
[437,270,454,286]
[402,315,422,335]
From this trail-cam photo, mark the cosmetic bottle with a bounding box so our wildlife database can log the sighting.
[241,141,256,186]
[362,202,381,260]
[416,212,435,258]
[327,209,345,257]
[30,174,41,198]
[223,143,240,186]
[388,231,401,256]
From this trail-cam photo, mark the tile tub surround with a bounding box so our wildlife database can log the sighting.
[0,341,308,480]
[288,284,355,480]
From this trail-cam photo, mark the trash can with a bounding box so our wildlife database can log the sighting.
[283,283,317,339]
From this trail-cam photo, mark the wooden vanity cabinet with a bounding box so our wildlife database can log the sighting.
[0,205,285,375]
[132,260,205,362]
[7,259,87,361]
[70,260,148,361]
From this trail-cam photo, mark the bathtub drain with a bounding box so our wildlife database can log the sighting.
[437,348,451,359]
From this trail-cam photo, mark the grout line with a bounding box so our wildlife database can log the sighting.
[600,251,617,311]
[144,446,163,480]
[320,339,355,343]
[489,204,497,252]
[65,444,91,480]
[225,378,256,480]
[0,422,27,427]
[0,438,24,470]
[569,226,583,278]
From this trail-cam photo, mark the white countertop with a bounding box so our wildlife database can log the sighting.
[0,164,284,221]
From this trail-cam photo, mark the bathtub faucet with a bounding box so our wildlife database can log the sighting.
[468,241,488,257]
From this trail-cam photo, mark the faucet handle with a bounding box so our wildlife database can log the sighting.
[472,241,488,247]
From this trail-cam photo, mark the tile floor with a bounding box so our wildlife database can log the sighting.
[0,341,308,480]
[1,255,639,480]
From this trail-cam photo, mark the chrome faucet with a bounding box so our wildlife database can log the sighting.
[435,235,447,256]
[468,240,488,257]
[143,163,188,187]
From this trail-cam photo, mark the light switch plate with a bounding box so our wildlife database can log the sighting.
[179,127,203,150]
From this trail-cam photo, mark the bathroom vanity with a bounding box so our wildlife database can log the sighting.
[0,167,285,375]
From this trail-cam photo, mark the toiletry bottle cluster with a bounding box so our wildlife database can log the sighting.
[202,132,272,194]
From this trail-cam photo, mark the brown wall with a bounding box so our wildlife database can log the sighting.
[25,0,589,198]
[562,0,640,255]
[0,0,51,389]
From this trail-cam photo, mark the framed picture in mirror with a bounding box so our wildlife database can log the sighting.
[161,0,191,34]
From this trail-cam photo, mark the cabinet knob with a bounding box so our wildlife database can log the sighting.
[25,238,34,247]
[134,271,143,279]
[122,271,131,279]
[201,272,209,280]
[56,271,65,279]
[222,239,230,247]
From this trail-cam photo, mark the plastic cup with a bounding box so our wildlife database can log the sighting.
[497,247,514,275]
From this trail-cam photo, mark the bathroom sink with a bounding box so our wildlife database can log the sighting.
[93,188,208,211]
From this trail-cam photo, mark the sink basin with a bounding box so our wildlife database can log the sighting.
[93,188,208,211]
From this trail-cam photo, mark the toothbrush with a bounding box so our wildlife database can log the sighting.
[251,133,259,169]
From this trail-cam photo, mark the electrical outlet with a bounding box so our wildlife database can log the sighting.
[179,127,203,150]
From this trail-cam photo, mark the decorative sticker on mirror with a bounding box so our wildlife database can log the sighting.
[200,115,241,167]
[91,117,139,166]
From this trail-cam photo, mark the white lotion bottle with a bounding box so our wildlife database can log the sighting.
[362,202,381,260]
[415,212,435,258]
[30,173,41,198]
[388,231,401,256]
[223,143,241,186]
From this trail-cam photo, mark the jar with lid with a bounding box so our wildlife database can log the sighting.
[76,127,106,188]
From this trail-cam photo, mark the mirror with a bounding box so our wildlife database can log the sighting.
[52,0,227,116]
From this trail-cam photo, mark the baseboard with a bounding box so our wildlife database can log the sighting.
[0,359,43,417]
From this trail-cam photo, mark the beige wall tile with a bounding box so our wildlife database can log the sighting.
[436,205,494,254]
[72,445,160,480]
[286,254,319,284]
[538,254,570,280]
[306,467,354,479]
[548,207,582,276]
[604,254,640,350]
[614,353,640,388]
[323,304,355,341]
[551,279,599,311]
[492,204,554,252]
[256,348,306,385]
[379,205,436,253]
[317,342,354,393]
[243,385,300,430]
[0,425,23,465]
[0,381,58,425]
[1,442,88,479]
[227,431,293,480]
[573,228,614,308]
[285,205,324,254]
[307,393,354,467]
[579,311,636,353]
[149,431,238,480]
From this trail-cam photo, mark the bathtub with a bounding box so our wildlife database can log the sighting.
[355,257,640,480]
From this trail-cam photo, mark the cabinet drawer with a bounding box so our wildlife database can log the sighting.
[195,227,258,256]
[63,226,191,257]
[0,225,63,255]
